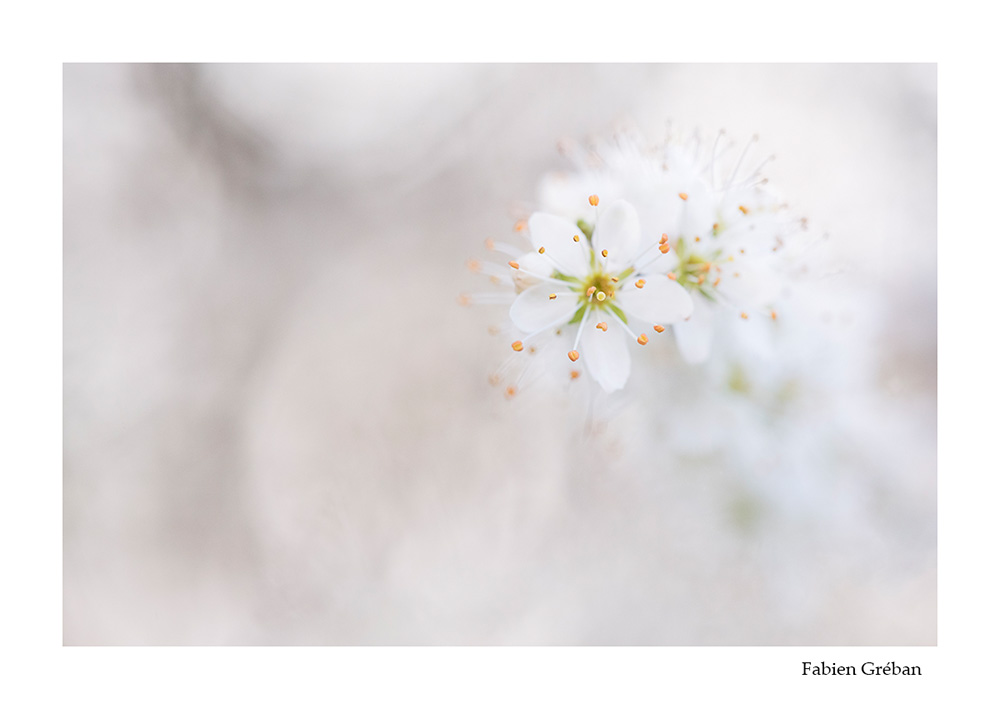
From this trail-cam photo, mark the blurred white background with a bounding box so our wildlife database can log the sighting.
[63,63,935,645]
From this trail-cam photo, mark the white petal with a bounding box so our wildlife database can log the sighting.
[672,294,713,364]
[511,251,554,290]
[509,284,580,334]
[580,317,631,392]
[616,274,694,325]
[592,199,641,271]
[527,213,589,278]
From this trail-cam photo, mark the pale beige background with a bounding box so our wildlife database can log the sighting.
[64,64,935,644]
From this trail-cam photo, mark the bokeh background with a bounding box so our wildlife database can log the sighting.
[63,63,936,645]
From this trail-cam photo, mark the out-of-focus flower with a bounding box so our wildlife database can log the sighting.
[539,131,807,363]
[463,198,693,393]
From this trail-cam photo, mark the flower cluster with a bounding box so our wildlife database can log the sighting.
[464,130,806,395]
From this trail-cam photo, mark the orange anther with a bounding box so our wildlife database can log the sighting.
[667,273,677,280]
[653,325,665,333]
[570,370,581,380]
[659,243,671,254]
[589,194,599,206]
[549,293,557,300]
[596,322,608,332]
[637,333,649,345]
[538,246,546,254]
[738,205,749,215]
[601,249,608,258]
[511,341,524,352]
[679,192,689,201]
[568,350,580,362]
[635,279,646,289]
[508,260,519,269]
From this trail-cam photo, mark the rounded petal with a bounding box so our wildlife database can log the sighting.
[527,213,589,278]
[592,199,641,271]
[580,317,631,392]
[509,284,580,334]
[672,294,713,364]
[616,274,694,325]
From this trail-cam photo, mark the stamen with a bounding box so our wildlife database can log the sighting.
[466,258,481,273]
[589,194,599,206]
[570,369,581,380]
[511,341,524,352]
[611,276,619,283]
[738,205,749,215]
[573,234,580,242]
[740,312,749,320]
[713,277,721,287]
[458,294,470,306]
[694,236,701,242]
[538,246,546,254]
[697,275,705,285]
[586,286,597,298]
[679,192,689,201]
[549,293,557,300]
[771,310,778,320]
[653,325,665,333]
[659,234,669,244]
[484,238,495,251]
[514,220,527,232]
[596,322,608,331]
[637,333,649,345]
[659,243,670,253]
[601,249,609,258]
[508,260,519,269]
[635,279,646,289]
[568,350,580,362]
[667,273,677,280]
[505,385,517,398]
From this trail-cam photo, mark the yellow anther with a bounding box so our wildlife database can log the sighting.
[549,293,557,300]
[596,322,608,331]
[570,369,581,380]
[697,275,705,285]
[653,325,665,333]
[637,333,649,345]
[771,310,778,320]
[740,312,749,320]
[679,192,688,200]
[635,279,646,289]
[734,272,741,277]
[505,386,517,398]
[738,205,749,215]
[601,249,608,258]
[694,236,701,242]
[596,291,607,301]
[508,260,519,269]
[712,277,721,287]
[589,194,600,206]
[511,340,524,352]
[667,273,677,280]
[529,346,537,354]
[573,234,580,242]
[739,248,745,254]
[568,350,580,362]
[611,276,619,283]
[538,246,546,254]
